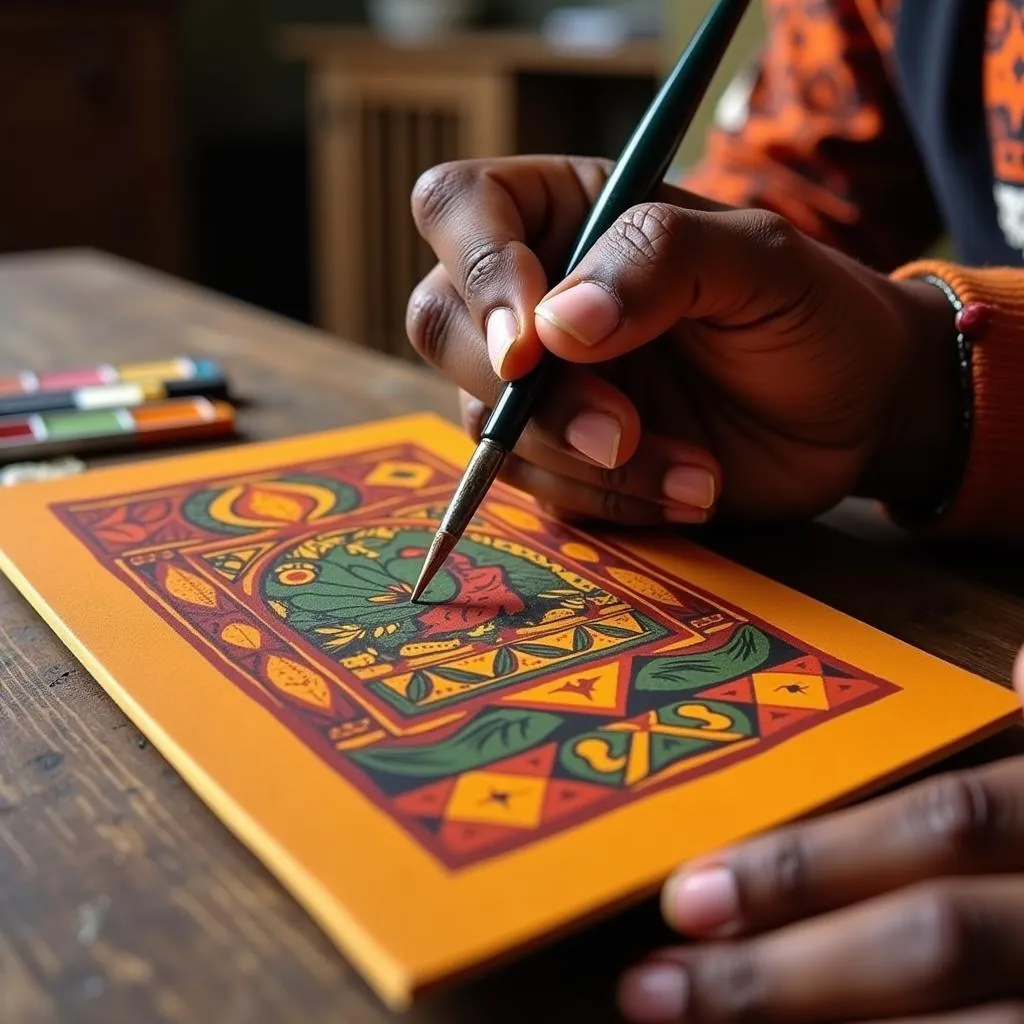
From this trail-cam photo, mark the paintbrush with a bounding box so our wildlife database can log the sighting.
[413,0,753,601]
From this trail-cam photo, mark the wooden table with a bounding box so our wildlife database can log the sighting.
[1,250,1022,1024]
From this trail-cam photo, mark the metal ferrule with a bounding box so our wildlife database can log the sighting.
[438,438,506,537]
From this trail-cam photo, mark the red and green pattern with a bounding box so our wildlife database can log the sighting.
[52,444,899,869]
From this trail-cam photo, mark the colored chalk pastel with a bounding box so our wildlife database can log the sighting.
[117,358,193,383]
[0,375,229,418]
[0,421,34,443]
[191,359,222,379]
[0,357,226,397]
[0,397,234,464]
[40,408,130,440]
[37,368,107,391]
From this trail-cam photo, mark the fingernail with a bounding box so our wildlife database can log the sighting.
[565,411,622,468]
[618,964,688,1023]
[536,282,621,346]
[486,308,519,377]
[663,867,740,935]
[663,466,716,509]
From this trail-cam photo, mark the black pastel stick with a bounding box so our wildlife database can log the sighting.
[0,376,229,417]
[412,0,753,601]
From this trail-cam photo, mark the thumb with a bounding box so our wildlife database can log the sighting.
[534,203,812,363]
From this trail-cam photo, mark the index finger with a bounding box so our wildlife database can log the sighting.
[410,156,606,379]
[661,759,1024,940]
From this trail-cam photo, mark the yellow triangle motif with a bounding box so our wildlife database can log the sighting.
[503,662,624,716]
[202,543,274,582]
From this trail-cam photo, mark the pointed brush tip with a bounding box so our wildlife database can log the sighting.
[411,530,457,604]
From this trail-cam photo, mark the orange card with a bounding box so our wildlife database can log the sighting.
[0,413,1018,1007]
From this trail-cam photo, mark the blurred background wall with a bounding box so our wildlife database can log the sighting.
[182,0,763,327]
[0,1,764,338]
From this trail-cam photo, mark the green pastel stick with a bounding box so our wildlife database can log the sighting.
[39,409,130,440]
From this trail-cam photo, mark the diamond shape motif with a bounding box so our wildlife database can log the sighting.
[364,460,434,489]
[752,664,829,710]
[444,771,548,829]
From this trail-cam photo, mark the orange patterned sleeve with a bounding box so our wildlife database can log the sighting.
[682,0,941,272]
[890,261,1024,544]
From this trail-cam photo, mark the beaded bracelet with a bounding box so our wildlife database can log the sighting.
[910,273,988,521]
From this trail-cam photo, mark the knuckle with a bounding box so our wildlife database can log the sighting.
[405,282,457,366]
[570,156,615,198]
[460,241,514,302]
[411,162,467,230]
[745,209,800,253]
[607,203,686,271]
[905,773,993,854]
[899,882,990,991]
[696,944,767,1020]
[755,832,812,910]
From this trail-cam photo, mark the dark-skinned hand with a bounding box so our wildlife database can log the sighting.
[406,154,1024,1022]
[617,654,1024,1023]
[406,155,958,525]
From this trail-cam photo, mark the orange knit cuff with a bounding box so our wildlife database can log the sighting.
[890,260,1024,543]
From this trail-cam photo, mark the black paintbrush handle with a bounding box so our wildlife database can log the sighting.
[480,0,752,450]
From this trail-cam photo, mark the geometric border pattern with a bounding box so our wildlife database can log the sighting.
[51,443,899,869]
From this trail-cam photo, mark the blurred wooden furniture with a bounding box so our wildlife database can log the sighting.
[0,2,185,274]
[281,27,662,357]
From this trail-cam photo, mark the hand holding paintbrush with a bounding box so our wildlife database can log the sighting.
[408,0,957,585]
[411,0,755,599]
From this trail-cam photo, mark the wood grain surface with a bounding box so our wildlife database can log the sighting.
[0,250,1021,1024]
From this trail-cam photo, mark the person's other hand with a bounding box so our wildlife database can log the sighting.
[616,651,1024,1023]
[406,155,958,524]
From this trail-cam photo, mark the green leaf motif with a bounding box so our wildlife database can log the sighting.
[351,709,563,779]
[634,625,771,692]
[181,490,252,536]
[590,622,636,639]
[181,475,359,536]
[514,642,567,659]
[493,646,516,677]
[406,671,433,704]
[280,474,360,515]
[430,665,489,684]
[572,627,592,652]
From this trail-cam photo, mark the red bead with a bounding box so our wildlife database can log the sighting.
[955,301,994,337]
